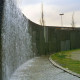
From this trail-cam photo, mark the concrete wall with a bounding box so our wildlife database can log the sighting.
[0,0,4,80]
[29,20,80,55]
[1,0,36,80]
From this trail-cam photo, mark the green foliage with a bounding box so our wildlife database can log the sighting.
[51,49,80,74]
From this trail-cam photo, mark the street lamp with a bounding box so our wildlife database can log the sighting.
[59,13,64,26]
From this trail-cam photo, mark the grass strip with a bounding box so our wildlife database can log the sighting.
[51,49,80,74]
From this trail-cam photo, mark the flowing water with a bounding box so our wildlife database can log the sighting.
[2,0,35,80]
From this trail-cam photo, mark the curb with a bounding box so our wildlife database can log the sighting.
[49,55,80,78]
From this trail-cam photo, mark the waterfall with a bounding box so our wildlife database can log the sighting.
[2,0,34,80]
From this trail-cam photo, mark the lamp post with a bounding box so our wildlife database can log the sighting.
[59,13,64,26]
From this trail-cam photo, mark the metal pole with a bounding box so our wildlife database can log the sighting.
[60,14,64,26]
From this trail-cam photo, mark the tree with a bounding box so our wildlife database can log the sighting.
[71,12,75,28]
[40,3,45,26]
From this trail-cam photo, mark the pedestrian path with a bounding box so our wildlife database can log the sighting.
[71,50,80,61]
[10,56,80,80]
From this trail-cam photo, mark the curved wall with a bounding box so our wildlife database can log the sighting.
[1,0,36,80]
[28,20,80,55]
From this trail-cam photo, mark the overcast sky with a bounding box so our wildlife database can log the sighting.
[18,0,80,27]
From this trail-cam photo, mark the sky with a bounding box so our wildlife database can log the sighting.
[18,0,80,27]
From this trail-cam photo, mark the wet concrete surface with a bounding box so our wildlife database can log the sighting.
[10,56,80,80]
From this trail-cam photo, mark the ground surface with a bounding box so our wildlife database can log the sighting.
[71,50,80,61]
[51,50,80,74]
[10,56,80,80]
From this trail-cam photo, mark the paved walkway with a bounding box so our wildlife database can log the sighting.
[71,50,80,61]
[10,56,80,80]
